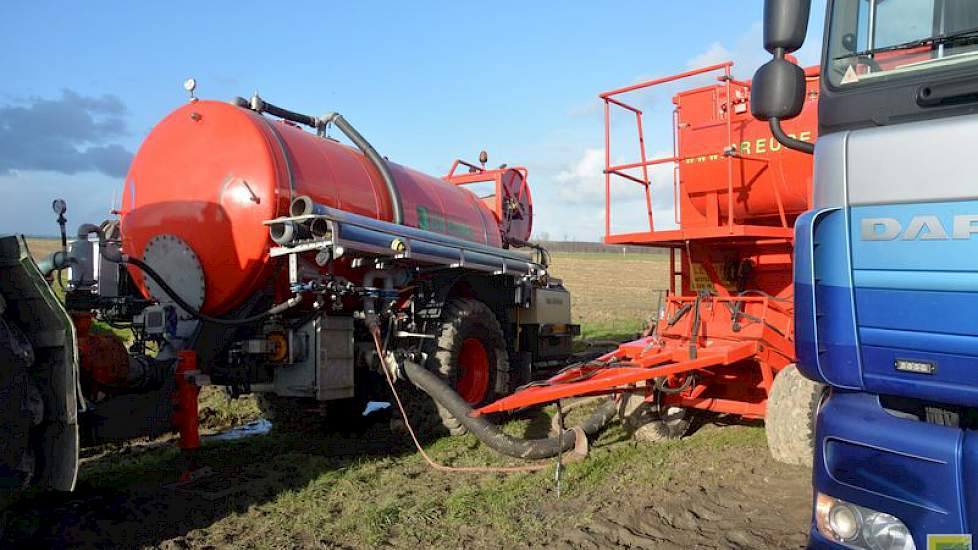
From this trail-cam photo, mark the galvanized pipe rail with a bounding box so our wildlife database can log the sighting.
[265,198,544,277]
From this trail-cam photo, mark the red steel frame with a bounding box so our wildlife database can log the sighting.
[443,158,533,246]
[476,61,818,422]
[602,62,739,238]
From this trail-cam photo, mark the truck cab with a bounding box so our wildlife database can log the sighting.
[754,1,978,548]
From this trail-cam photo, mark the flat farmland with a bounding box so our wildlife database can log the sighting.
[547,252,670,338]
[23,237,61,259]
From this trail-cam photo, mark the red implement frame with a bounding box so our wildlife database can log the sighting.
[476,61,818,422]
[444,159,533,246]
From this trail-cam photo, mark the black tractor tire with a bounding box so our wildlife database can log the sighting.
[765,364,826,467]
[620,392,693,443]
[396,298,509,439]
[0,316,39,501]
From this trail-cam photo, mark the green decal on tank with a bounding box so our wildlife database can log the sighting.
[416,206,475,240]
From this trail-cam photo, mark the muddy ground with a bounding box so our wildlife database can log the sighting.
[1,408,811,549]
[7,247,811,548]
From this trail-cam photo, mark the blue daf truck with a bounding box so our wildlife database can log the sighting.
[752,0,978,548]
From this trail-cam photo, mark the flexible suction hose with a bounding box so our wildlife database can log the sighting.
[400,357,617,460]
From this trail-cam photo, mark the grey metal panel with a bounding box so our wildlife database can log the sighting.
[316,316,354,401]
[273,320,316,397]
[812,131,849,209]
[847,114,978,206]
[519,286,572,325]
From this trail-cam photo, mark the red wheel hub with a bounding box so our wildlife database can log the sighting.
[456,338,490,405]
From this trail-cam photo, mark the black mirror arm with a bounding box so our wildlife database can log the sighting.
[770,117,814,154]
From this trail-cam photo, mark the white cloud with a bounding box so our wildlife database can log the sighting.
[536,146,678,239]
[686,22,768,78]
[688,42,732,69]
[555,148,612,203]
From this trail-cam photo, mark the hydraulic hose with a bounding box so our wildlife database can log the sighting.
[400,357,617,460]
[689,292,703,360]
[124,256,300,326]
[95,233,300,326]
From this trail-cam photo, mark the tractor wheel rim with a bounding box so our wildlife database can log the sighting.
[457,338,490,405]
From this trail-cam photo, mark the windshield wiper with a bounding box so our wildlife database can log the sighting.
[836,25,978,61]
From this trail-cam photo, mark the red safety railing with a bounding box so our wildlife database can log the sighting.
[600,62,740,240]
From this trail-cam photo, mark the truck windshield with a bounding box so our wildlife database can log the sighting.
[826,0,978,88]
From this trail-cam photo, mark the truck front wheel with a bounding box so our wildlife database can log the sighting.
[765,364,825,466]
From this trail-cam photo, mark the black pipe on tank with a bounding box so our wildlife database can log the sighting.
[232,96,405,225]
[323,113,404,225]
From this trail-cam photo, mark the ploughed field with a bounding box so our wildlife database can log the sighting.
[3,243,812,549]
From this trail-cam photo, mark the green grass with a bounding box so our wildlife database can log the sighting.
[206,421,761,547]
[578,319,646,341]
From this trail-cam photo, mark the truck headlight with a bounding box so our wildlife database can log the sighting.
[815,493,915,550]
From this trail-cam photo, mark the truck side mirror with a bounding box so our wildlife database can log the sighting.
[751,58,806,120]
[751,0,814,154]
[764,0,811,53]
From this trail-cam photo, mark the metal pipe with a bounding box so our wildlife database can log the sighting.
[599,62,733,98]
[268,221,310,245]
[604,100,612,239]
[283,197,537,265]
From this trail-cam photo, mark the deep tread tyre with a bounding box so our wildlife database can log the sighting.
[398,298,509,439]
[620,393,693,443]
[766,364,825,467]
[0,317,38,497]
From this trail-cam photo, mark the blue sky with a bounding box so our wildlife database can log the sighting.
[0,1,825,240]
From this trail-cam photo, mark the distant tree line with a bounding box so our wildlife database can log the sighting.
[532,240,667,255]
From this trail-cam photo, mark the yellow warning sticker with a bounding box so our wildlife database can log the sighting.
[689,262,735,292]
[928,534,973,550]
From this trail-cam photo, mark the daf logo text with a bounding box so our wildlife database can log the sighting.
[860,215,978,241]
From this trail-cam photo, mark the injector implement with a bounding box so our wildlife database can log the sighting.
[476,60,827,462]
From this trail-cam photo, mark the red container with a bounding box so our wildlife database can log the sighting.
[675,72,819,229]
[120,100,503,315]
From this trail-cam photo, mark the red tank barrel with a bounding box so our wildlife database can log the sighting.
[119,100,510,315]
[675,69,818,228]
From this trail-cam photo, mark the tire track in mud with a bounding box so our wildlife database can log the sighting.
[550,447,811,549]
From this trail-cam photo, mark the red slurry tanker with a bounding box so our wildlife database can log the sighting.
[0,89,577,497]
